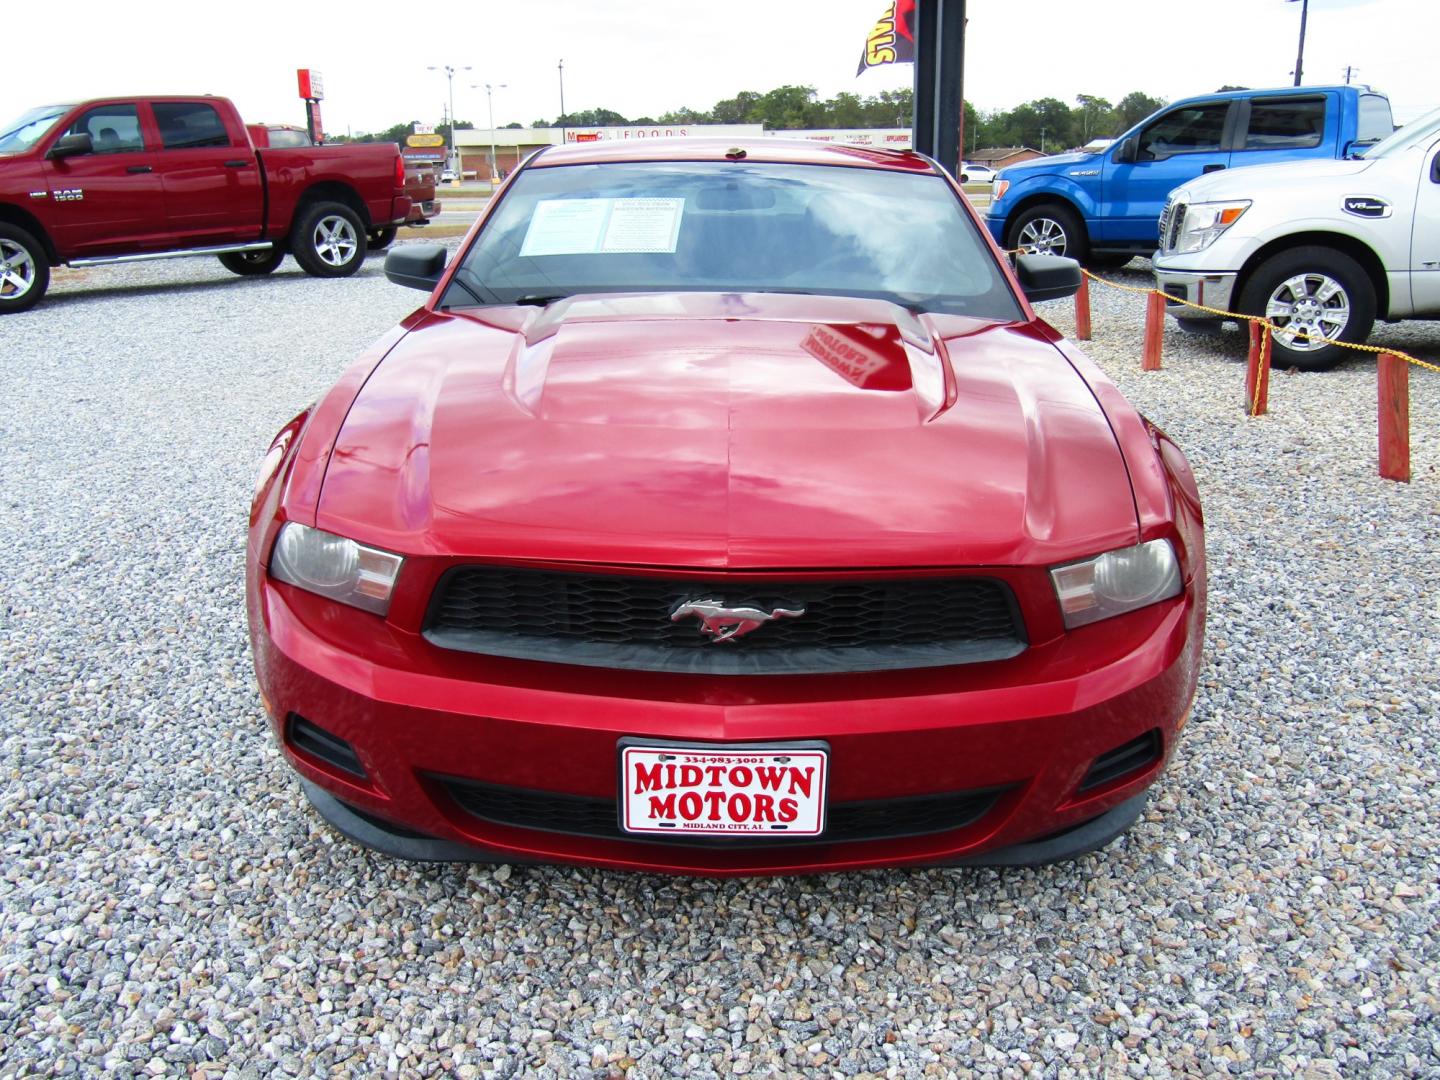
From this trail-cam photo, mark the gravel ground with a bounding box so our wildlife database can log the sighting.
[2,251,1438,1079]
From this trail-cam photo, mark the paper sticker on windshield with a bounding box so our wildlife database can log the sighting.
[520,198,684,256]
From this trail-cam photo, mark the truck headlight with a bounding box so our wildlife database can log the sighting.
[269,522,404,615]
[1051,539,1182,629]
[992,178,1010,203]
[1172,200,1250,254]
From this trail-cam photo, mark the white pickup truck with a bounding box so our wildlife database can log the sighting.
[1153,107,1440,369]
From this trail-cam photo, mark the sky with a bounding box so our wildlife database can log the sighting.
[10,0,1436,135]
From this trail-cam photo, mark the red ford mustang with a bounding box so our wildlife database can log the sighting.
[246,138,1205,875]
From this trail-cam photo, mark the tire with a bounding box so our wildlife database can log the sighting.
[218,248,284,276]
[1007,202,1088,263]
[0,223,51,315]
[290,201,368,278]
[1237,246,1376,371]
[367,226,398,252]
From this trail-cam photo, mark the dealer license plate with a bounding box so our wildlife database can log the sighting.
[620,741,829,837]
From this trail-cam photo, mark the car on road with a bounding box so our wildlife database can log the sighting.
[0,96,411,313]
[1154,105,1440,369]
[986,85,1394,266]
[959,162,996,184]
[246,137,1206,874]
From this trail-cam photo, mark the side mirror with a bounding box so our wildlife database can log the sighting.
[1431,153,1440,183]
[1112,136,1138,165]
[1015,253,1082,303]
[46,132,94,160]
[384,244,447,292]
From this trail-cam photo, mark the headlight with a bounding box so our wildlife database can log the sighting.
[992,178,1010,203]
[269,522,404,615]
[1051,539,1182,629]
[1172,200,1250,255]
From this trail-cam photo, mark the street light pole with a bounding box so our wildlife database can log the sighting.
[558,59,567,143]
[474,82,507,180]
[428,63,470,175]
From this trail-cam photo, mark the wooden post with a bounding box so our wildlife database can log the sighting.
[1142,291,1165,370]
[1378,352,1410,482]
[1245,321,1272,416]
[1074,276,1092,340]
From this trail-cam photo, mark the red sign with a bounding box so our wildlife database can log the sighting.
[297,69,324,101]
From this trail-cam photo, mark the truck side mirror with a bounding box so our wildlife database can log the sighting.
[384,244,447,292]
[1112,136,1138,165]
[1432,154,1440,183]
[1015,253,1082,303]
[46,132,94,160]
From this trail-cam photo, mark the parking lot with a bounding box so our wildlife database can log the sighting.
[2,247,1438,1077]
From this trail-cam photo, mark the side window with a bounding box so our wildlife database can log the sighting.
[1245,98,1325,150]
[1137,104,1230,159]
[153,102,232,150]
[69,104,144,154]
[1357,95,1395,145]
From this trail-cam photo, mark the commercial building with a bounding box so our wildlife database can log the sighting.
[452,125,914,181]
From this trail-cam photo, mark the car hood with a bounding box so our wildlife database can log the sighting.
[998,151,1096,179]
[316,292,1138,569]
[1172,156,1375,203]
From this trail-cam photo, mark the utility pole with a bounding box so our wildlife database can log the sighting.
[428,63,471,174]
[558,59,567,143]
[1286,0,1309,86]
[1343,64,1356,85]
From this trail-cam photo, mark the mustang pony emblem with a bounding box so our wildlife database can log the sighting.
[670,598,805,643]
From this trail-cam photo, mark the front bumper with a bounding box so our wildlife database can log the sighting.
[251,575,1203,875]
[1153,264,1238,323]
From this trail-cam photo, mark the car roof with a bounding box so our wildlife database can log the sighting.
[530,136,938,173]
[1174,84,1372,106]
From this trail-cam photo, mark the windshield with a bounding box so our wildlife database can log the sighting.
[0,105,70,154]
[447,160,1021,320]
[1360,107,1440,159]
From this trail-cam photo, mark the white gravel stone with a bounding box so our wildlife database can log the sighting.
[1,251,1437,1077]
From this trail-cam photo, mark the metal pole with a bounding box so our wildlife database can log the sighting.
[428,64,471,175]
[558,59,567,143]
[485,84,506,180]
[1291,0,1308,86]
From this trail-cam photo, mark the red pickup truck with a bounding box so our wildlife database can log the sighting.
[0,96,412,313]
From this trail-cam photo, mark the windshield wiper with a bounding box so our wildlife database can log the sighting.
[512,293,572,307]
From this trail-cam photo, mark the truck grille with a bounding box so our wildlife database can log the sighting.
[424,567,1027,674]
[1159,201,1187,254]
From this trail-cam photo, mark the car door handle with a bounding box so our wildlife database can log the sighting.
[1202,164,1226,174]
[126,165,152,174]
[224,159,252,168]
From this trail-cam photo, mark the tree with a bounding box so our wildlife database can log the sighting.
[753,85,820,129]
[712,90,763,124]
[1074,94,1113,142]
[1115,92,1166,130]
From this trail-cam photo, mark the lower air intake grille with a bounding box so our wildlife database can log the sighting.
[1078,729,1162,793]
[435,775,1004,848]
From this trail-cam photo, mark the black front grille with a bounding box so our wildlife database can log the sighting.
[1161,202,1187,253]
[424,567,1026,674]
[435,775,1004,847]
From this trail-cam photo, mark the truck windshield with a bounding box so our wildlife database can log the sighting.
[449,160,1021,320]
[0,106,69,154]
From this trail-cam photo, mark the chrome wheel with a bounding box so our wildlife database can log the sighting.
[1264,273,1350,352]
[312,214,359,268]
[0,238,37,299]
[1016,216,1068,256]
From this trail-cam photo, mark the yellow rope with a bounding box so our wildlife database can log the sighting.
[1074,266,1440,375]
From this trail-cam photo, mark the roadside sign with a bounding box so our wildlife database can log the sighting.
[297,69,324,101]
[407,133,446,148]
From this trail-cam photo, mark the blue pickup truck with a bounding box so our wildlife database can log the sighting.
[983,85,1394,267]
